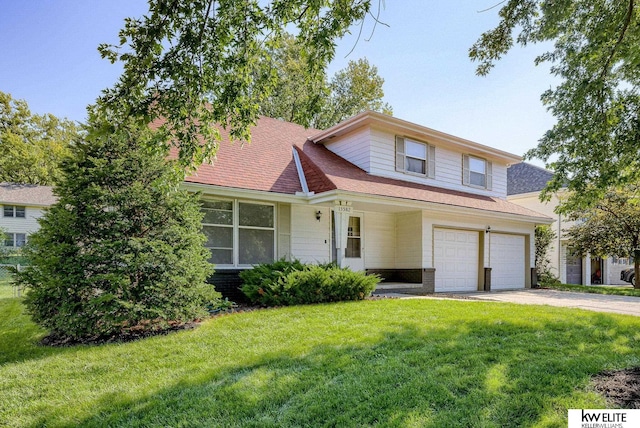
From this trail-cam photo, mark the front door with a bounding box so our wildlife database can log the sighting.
[333,213,364,271]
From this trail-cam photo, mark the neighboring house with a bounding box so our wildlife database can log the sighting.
[507,162,632,285]
[183,112,552,298]
[0,183,56,251]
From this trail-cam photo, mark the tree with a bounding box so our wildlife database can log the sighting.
[16,111,219,341]
[259,34,392,128]
[534,224,558,286]
[469,1,640,208]
[98,0,376,172]
[313,57,393,129]
[0,91,79,185]
[565,186,640,289]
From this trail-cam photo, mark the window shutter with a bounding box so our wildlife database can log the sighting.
[395,136,405,172]
[427,144,436,178]
[462,154,470,185]
[486,161,493,190]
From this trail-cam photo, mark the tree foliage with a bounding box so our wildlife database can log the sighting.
[0,91,79,185]
[534,224,558,286]
[99,0,375,172]
[565,186,640,288]
[259,34,392,129]
[16,111,219,340]
[260,35,392,128]
[470,1,640,208]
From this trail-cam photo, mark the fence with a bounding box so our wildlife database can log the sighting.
[0,263,25,297]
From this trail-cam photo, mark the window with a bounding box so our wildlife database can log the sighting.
[3,233,26,248]
[395,136,435,178]
[345,216,361,258]
[3,205,26,218]
[463,155,492,190]
[201,199,275,266]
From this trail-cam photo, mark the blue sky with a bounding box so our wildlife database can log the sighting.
[1,1,556,164]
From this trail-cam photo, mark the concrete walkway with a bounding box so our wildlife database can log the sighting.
[374,288,640,317]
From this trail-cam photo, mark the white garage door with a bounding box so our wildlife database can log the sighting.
[434,228,479,292]
[490,234,525,289]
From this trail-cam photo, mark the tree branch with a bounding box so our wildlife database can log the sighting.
[599,0,634,82]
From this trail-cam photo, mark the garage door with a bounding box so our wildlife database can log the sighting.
[434,228,479,292]
[490,234,525,289]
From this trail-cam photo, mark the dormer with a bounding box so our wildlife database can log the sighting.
[309,111,521,199]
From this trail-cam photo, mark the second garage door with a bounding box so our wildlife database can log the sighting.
[490,233,525,289]
[434,228,479,292]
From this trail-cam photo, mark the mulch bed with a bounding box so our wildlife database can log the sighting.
[593,368,640,409]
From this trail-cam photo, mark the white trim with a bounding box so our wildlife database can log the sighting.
[291,147,312,195]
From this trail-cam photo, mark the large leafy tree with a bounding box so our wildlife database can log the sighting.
[565,186,640,288]
[260,35,392,129]
[0,91,79,185]
[314,57,393,129]
[99,0,376,172]
[470,1,640,208]
[17,111,218,341]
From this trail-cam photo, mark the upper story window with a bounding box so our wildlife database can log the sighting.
[463,155,492,190]
[3,205,26,218]
[395,136,435,178]
[201,199,275,267]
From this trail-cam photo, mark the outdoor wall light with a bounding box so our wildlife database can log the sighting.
[486,226,491,234]
[316,210,322,221]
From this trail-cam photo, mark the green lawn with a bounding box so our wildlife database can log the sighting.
[1,294,640,427]
[546,283,640,297]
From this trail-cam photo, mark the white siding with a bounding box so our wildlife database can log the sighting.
[395,211,422,268]
[0,205,45,237]
[362,128,508,198]
[277,203,291,260]
[363,212,395,268]
[324,128,372,172]
[289,205,331,264]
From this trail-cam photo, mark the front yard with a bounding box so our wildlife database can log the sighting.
[1,286,640,427]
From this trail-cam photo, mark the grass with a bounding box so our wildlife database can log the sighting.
[1,293,640,427]
[545,283,640,297]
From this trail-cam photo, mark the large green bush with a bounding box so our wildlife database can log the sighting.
[240,259,379,306]
[16,113,219,341]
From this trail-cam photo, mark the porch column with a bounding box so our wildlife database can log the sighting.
[333,201,353,268]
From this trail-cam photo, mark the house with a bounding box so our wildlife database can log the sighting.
[0,183,56,250]
[507,162,632,285]
[182,112,552,298]
[2,113,554,299]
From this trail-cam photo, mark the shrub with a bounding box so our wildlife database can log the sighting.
[241,259,379,306]
[16,114,219,341]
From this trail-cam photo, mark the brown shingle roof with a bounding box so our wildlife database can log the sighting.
[184,116,549,220]
[184,117,313,194]
[0,183,56,206]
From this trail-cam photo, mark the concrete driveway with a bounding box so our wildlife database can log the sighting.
[462,289,640,317]
[375,289,640,317]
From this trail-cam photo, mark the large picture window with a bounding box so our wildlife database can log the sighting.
[201,199,275,266]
